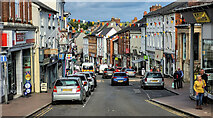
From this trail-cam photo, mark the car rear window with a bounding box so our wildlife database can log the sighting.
[55,80,79,86]
[83,66,93,70]
[126,69,134,71]
[147,73,163,78]
[70,75,86,81]
[114,73,126,76]
[104,68,115,71]
[78,73,90,78]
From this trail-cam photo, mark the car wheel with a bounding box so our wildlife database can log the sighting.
[111,81,114,86]
[80,99,85,104]
[160,86,164,90]
[86,91,90,97]
[126,81,129,86]
[52,100,57,105]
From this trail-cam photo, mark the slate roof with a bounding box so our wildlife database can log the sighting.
[145,2,188,17]
[176,1,213,12]
[97,27,113,38]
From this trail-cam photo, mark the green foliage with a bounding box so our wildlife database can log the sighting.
[69,19,94,30]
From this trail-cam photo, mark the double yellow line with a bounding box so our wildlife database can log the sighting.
[145,100,188,117]
[33,105,53,118]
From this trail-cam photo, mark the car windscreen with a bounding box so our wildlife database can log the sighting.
[126,69,134,71]
[83,66,93,70]
[147,73,163,78]
[104,68,115,71]
[114,73,126,76]
[55,79,79,86]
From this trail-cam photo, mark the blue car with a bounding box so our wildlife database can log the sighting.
[111,72,129,86]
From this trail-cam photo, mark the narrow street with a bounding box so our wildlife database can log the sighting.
[31,75,186,117]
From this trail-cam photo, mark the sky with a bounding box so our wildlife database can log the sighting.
[64,2,173,22]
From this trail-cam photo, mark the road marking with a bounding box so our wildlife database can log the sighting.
[129,79,140,82]
[140,87,151,99]
[145,100,187,117]
[133,89,141,94]
[34,105,53,117]
[83,92,93,108]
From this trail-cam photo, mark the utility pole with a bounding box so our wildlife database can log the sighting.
[190,24,195,98]
[4,59,8,104]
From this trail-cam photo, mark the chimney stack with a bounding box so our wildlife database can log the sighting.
[111,17,120,24]
[150,4,162,12]
[143,11,147,16]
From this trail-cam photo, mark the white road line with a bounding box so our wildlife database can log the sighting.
[82,92,93,108]
[140,87,151,100]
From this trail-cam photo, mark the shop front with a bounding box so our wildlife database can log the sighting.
[176,2,213,99]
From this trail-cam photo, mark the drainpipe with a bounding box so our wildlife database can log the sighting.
[190,24,195,98]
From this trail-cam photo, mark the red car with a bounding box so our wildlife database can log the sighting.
[115,67,122,72]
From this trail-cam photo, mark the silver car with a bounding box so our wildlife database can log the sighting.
[125,69,136,77]
[76,72,95,91]
[52,77,86,104]
[69,74,91,97]
[140,72,164,89]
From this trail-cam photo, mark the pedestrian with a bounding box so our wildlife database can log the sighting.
[193,75,206,110]
[153,66,157,72]
[173,70,180,89]
[177,67,184,88]
[142,68,145,76]
[200,69,209,104]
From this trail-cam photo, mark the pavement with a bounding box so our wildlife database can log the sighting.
[151,77,212,117]
[1,89,52,117]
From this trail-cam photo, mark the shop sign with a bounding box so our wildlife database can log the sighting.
[126,48,130,54]
[144,55,148,60]
[58,53,65,60]
[16,33,25,42]
[66,54,72,60]
[115,57,118,61]
[193,12,211,23]
[44,49,58,55]
[155,50,163,61]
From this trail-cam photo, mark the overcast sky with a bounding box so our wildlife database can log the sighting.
[64,2,172,22]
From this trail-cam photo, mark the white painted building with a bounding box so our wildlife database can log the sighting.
[83,37,89,62]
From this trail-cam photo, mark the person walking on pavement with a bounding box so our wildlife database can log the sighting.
[177,67,184,88]
[200,69,209,104]
[194,75,206,110]
[173,70,180,89]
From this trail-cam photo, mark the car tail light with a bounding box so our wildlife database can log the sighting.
[76,86,81,92]
[84,82,87,85]
[113,77,117,79]
[124,77,128,78]
[134,72,136,73]
[145,78,147,82]
[104,71,107,73]
[53,86,57,92]
[126,72,128,73]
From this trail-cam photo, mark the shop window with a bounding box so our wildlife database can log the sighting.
[202,39,213,68]
[182,33,186,60]
[194,33,199,60]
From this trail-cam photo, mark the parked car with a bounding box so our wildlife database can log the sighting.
[111,72,129,86]
[68,74,91,96]
[125,69,136,77]
[102,68,115,79]
[115,67,122,72]
[140,72,164,89]
[99,64,108,74]
[76,72,95,91]
[88,71,97,88]
[52,77,86,104]
[121,67,127,72]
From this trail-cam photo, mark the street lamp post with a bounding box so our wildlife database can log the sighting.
[190,24,195,98]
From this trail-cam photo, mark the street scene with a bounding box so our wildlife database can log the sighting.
[0,0,213,117]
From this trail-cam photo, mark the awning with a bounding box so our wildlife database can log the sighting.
[132,58,145,63]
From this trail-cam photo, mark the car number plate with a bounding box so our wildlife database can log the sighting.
[151,80,158,82]
[108,74,112,75]
[118,80,123,82]
[62,89,72,91]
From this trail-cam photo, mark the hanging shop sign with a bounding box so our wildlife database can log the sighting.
[115,57,118,61]
[193,12,211,23]
[66,54,72,60]
[41,83,47,92]
[58,53,65,60]
[44,49,58,55]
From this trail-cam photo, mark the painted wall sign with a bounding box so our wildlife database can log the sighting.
[193,12,211,23]
[44,49,58,54]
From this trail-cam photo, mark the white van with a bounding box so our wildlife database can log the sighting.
[82,63,95,72]
[99,64,108,74]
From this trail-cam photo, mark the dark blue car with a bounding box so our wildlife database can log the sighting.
[111,72,129,86]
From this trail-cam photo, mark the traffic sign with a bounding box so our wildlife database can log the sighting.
[58,53,65,60]
[25,73,31,81]
[24,82,31,89]
[1,55,7,62]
